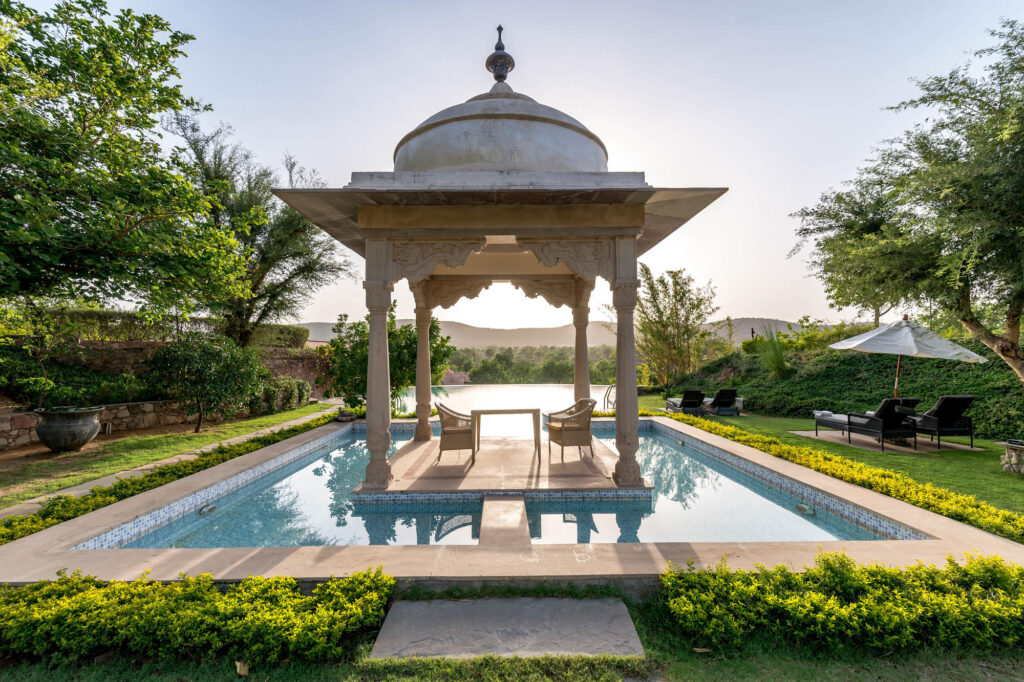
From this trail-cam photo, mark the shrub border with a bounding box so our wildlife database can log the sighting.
[667,413,1024,544]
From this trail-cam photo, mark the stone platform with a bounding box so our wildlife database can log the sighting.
[355,436,649,495]
[370,597,645,658]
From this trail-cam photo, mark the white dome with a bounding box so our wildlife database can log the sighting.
[393,82,608,173]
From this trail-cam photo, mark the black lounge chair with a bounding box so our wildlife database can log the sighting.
[910,395,975,449]
[814,397,919,452]
[665,390,705,415]
[703,389,740,416]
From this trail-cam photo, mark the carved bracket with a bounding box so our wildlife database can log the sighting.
[419,276,493,309]
[390,239,485,284]
[509,278,578,308]
[519,239,615,281]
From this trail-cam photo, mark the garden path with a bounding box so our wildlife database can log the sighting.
[0,402,342,520]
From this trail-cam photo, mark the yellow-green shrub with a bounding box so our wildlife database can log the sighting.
[0,568,394,665]
[662,552,1024,652]
[669,414,1024,543]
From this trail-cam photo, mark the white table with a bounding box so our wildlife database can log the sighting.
[470,408,542,460]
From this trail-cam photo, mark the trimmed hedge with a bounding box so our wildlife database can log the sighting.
[0,413,335,546]
[669,413,1024,543]
[0,568,394,665]
[0,343,160,408]
[663,552,1024,653]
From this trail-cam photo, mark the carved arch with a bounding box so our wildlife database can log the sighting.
[518,239,616,281]
[390,239,485,284]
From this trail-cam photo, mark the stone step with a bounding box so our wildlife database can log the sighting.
[370,598,645,659]
[478,494,530,546]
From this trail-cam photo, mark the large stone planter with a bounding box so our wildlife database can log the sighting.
[1001,440,1024,475]
[34,406,103,452]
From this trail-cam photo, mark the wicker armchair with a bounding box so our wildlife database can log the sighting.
[435,402,475,463]
[545,398,597,461]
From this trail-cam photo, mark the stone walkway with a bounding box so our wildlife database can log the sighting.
[0,404,341,521]
[370,598,645,658]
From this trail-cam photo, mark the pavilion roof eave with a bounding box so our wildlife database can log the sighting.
[272,185,727,258]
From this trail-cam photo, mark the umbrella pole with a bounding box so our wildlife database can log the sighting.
[894,354,902,398]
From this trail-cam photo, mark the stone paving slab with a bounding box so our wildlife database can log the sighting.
[478,495,530,546]
[370,598,645,658]
[0,405,340,521]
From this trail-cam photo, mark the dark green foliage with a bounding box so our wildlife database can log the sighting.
[0,344,159,407]
[450,345,617,384]
[662,552,1024,653]
[0,413,335,545]
[0,568,393,665]
[0,0,245,308]
[676,341,1023,440]
[249,324,309,348]
[167,114,350,347]
[147,333,268,432]
[247,376,311,415]
[0,308,310,347]
[320,305,454,408]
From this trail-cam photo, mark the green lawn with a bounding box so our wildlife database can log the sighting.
[0,402,329,509]
[639,395,1022,516]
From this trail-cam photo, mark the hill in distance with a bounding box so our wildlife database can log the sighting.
[299,317,798,348]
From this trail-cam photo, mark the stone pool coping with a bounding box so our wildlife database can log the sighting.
[0,416,1022,586]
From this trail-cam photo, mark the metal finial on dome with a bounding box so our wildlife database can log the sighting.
[485,25,515,83]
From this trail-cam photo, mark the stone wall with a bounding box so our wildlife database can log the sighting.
[0,400,197,451]
[0,342,330,450]
[46,341,328,398]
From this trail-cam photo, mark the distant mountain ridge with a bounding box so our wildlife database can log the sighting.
[299,317,799,348]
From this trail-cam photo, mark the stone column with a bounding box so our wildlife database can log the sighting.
[572,305,590,402]
[414,303,433,440]
[612,279,642,487]
[363,278,393,489]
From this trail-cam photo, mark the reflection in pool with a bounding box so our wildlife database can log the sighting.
[125,427,882,548]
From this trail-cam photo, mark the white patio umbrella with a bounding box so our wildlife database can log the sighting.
[829,315,987,397]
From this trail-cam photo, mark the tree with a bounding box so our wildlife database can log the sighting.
[794,20,1024,383]
[167,114,352,346]
[147,333,267,432]
[791,176,911,325]
[319,305,454,408]
[634,264,719,386]
[0,0,244,308]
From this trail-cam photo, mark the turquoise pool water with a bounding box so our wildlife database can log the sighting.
[124,428,883,548]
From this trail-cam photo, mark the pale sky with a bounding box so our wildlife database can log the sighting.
[103,0,1023,327]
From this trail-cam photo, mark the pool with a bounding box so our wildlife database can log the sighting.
[398,384,611,436]
[120,424,899,549]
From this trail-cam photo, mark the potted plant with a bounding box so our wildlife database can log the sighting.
[6,297,105,452]
[33,405,104,452]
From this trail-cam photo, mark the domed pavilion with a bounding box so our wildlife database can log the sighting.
[275,29,727,490]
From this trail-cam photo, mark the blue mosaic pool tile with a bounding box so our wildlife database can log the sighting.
[74,423,357,549]
[647,419,927,540]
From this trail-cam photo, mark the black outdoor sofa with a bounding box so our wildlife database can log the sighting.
[665,390,705,415]
[704,389,740,416]
[910,395,975,449]
[814,397,920,452]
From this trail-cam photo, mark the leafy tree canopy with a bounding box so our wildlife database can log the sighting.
[319,304,454,408]
[635,263,724,386]
[0,0,244,309]
[166,113,352,346]
[147,332,267,432]
[794,19,1024,383]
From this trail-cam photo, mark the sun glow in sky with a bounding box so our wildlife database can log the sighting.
[104,0,1023,328]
